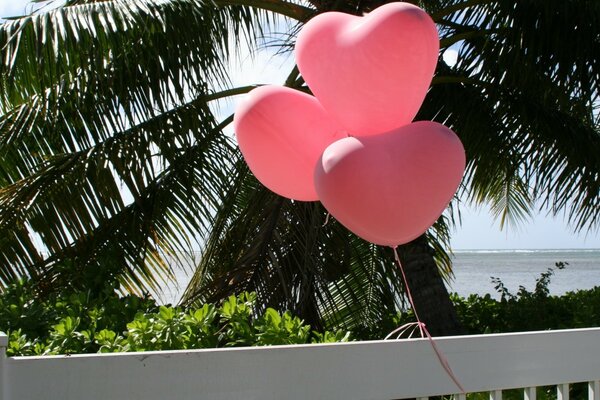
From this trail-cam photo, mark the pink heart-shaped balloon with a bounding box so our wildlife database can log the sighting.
[234,85,346,201]
[296,3,439,136]
[314,121,465,246]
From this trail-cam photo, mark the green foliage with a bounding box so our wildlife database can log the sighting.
[0,283,351,356]
[0,278,158,341]
[3,262,600,360]
[354,262,600,340]
[453,263,600,334]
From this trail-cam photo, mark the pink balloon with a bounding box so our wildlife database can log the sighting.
[296,3,439,136]
[314,121,465,246]
[234,85,346,201]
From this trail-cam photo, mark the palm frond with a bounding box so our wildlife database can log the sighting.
[180,155,408,331]
[0,0,276,289]
[0,0,273,106]
[0,103,237,290]
[428,0,600,232]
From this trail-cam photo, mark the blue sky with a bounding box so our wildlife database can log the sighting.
[0,1,36,17]
[2,0,598,250]
[450,202,597,249]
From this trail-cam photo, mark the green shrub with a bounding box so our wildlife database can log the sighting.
[453,263,600,334]
[352,262,600,340]
[0,284,351,356]
[0,278,158,342]
[3,261,599,357]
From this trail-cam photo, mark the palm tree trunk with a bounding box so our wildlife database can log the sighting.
[397,235,464,336]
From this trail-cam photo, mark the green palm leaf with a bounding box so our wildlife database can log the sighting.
[0,0,273,288]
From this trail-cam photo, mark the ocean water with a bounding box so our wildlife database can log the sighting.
[448,249,600,298]
[154,249,600,304]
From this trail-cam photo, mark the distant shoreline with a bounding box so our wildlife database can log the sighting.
[453,248,600,253]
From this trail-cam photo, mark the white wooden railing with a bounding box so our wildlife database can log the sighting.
[1,328,600,400]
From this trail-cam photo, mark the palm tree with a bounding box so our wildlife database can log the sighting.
[1,0,598,336]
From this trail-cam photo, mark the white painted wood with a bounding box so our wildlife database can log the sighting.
[524,387,536,400]
[490,389,502,400]
[453,394,466,400]
[557,383,569,400]
[589,381,600,400]
[0,334,7,400]
[2,329,600,400]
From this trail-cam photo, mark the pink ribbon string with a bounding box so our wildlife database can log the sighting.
[389,247,466,394]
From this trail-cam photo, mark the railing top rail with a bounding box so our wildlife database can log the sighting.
[2,328,600,400]
[5,327,600,361]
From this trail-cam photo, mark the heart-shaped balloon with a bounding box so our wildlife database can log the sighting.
[314,121,465,246]
[234,85,346,201]
[296,3,439,136]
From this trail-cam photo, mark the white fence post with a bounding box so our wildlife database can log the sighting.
[589,381,600,400]
[0,333,7,400]
[557,383,569,400]
[524,387,537,400]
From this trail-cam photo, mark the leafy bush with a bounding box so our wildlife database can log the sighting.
[453,262,600,334]
[3,261,600,357]
[354,262,600,339]
[0,285,350,356]
[0,278,158,341]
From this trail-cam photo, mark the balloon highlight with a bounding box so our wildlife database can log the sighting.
[296,2,439,136]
